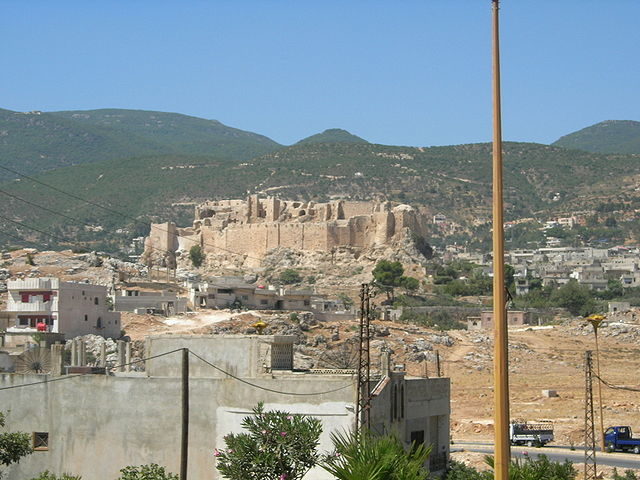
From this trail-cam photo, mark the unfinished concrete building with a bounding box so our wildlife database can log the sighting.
[1,335,450,479]
[142,195,428,266]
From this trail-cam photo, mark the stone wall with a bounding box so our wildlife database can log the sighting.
[143,196,428,265]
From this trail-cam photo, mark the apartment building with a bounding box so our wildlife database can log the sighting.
[4,277,120,339]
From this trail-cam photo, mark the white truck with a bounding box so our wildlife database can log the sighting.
[509,421,554,447]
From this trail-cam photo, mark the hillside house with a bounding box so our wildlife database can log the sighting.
[188,277,317,311]
[3,278,120,340]
[112,286,188,315]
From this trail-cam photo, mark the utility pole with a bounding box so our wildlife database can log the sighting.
[586,314,606,452]
[584,351,597,480]
[181,348,189,480]
[491,1,510,479]
[356,283,371,431]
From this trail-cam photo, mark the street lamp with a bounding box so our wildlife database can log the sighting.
[586,314,606,452]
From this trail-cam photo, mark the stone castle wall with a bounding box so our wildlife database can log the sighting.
[143,196,427,265]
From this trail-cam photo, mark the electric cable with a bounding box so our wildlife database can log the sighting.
[188,350,355,396]
[0,348,184,391]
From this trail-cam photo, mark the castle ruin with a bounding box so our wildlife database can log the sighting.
[142,195,427,267]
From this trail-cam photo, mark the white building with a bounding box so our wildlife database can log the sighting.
[4,277,120,339]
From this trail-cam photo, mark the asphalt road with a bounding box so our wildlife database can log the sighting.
[453,441,640,470]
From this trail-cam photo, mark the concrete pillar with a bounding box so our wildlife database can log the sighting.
[380,350,390,377]
[50,344,64,377]
[79,340,86,367]
[70,339,78,367]
[116,340,126,372]
[100,341,107,368]
[125,342,132,373]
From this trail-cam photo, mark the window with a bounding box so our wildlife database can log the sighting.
[207,294,216,299]
[32,432,48,451]
[18,317,29,326]
[96,317,102,329]
[241,295,249,300]
[94,298,99,305]
[410,430,425,449]
[303,300,310,306]
[84,315,88,322]
[217,288,233,294]
[260,299,268,305]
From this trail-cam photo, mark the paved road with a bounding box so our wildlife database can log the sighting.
[453,441,640,470]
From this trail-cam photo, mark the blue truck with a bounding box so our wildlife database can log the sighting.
[605,426,640,453]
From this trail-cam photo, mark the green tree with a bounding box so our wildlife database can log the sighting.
[0,411,32,476]
[372,260,419,302]
[322,430,431,480]
[279,269,302,285]
[118,464,177,480]
[189,245,205,268]
[215,403,322,480]
[550,280,598,316]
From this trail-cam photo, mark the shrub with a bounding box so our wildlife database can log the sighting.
[189,245,205,268]
[215,403,322,480]
[30,472,82,480]
[118,464,178,480]
[0,411,32,471]
[322,430,431,480]
[279,269,302,285]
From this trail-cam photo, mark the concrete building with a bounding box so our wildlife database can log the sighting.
[0,335,450,480]
[113,287,188,315]
[188,277,316,311]
[467,310,531,330]
[3,278,120,339]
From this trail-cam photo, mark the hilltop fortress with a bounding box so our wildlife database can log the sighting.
[142,195,428,267]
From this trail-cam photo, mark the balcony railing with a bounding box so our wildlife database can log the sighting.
[6,299,58,312]
[7,278,59,290]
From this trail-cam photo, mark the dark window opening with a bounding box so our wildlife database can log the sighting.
[33,432,49,451]
[410,430,425,451]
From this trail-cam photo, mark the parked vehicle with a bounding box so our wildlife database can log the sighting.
[605,426,640,453]
[509,421,554,447]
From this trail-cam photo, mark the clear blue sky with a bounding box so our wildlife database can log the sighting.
[2,1,639,147]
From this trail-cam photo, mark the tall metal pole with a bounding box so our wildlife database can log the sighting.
[356,284,371,431]
[491,1,510,478]
[587,315,606,452]
[181,348,189,480]
[584,351,597,480]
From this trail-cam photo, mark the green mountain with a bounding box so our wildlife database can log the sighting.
[0,108,281,181]
[552,120,640,154]
[2,140,639,253]
[50,109,281,158]
[296,128,368,145]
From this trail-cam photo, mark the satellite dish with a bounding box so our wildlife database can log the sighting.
[15,347,51,374]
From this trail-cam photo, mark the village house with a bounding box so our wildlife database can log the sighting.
[188,277,317,311]
[1,334,451,480]
[467,310,532,330]
[2,277,120,342]
[112,285,188,315]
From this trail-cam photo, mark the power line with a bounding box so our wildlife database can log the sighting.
[188,350,355,396]
[0,348,184,391]
[594,373,640,392]
[0,163,264,262]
